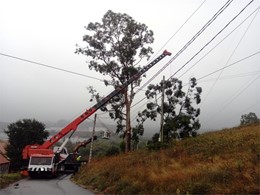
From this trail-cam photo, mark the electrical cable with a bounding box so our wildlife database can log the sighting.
[1,1,257,133]
[168,0,255,81]
[135,0,234,95]
[198,70,260,83]
[89,1,258,133]
[81,0,207,123]
[96,116,113,131]
[151,0,207,60]
[201,4,259,104]
[130,3,259,112]
[203,75,260,124]
[0,1,239,127]
[222,75,260,108]
[130,50,260,120]
[176,6,260,80]
[0,0,208,87]
[240,100,260,112]
[212,99,260,129]
[0,52,104,82]
[196,50,260,81]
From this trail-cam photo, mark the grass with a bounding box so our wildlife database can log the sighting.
[72,123,260,194]
[0,172,25,189]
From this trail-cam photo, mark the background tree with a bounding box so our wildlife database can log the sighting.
[75,10,154,152]
[240,112,259,126]
[136,77,202,144]
[4,119,49,171]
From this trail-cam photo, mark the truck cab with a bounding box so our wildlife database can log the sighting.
[28,154,56,178]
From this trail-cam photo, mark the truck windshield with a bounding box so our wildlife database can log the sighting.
[30,157,53,165]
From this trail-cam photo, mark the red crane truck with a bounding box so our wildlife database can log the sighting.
[22,50,171,178]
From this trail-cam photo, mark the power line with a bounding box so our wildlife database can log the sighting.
[131,0,257,119]
[0,0,207,85]
[223,75,259,108]
[130,50,260,116]
[198,70,260,83]
[201,4,259,104]
[0,52,104,82]
[130,2,258,112]
[152,0,207,60]
[168,0,255,81]
[182,51,260,86]
[203,75,260,124]
[240,100,260,112]
[129,1,208,117]
[104,1,258,122]
[218,99,260,127]
[136,0,234,94]
[197,51,260,81]
[132,0,257,117]
[177,6,260,80]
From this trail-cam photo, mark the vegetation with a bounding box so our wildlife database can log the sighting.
[240,112,259,126]
[137,77,202,146]
[72,136,148,160]
[0,172,25,189]
[4,119,49,171]
[75,10,154,152]
[72,123,260,194]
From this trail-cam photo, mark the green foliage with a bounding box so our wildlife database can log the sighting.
[131,125,144,150]
[74,137,126,158]
[136,77,202,143]
[240,112,259,126]
[4,119,49,171]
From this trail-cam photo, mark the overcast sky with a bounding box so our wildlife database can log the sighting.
[1,0,260,134]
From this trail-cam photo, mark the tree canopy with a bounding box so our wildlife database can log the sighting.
[75,10,154,151]
[136,77,202,144]
[240,112,259,126]
[4,119,49,170]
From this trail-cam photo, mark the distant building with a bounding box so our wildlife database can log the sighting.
[0,142,10,174]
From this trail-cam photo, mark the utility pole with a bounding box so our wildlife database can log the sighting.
[88,114,97,163]
[160,76,165,143]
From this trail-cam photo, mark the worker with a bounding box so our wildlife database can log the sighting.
[76,155,81,161]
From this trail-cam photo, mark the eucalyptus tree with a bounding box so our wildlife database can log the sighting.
[136,77,202,143]
[75,10,154,152]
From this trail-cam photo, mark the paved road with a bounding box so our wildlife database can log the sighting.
[0,174,94,195]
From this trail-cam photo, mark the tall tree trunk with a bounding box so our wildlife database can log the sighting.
[124,88,131,152]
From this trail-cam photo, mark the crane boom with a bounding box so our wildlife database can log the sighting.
[22,50,171,159]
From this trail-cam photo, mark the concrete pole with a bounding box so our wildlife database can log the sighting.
[88,114,97,163]
[160,76,165,143]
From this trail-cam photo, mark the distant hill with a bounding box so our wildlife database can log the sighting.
[72,123,260,194]
[0,121,9,132]
[0,119,115,134]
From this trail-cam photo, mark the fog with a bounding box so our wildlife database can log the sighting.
[1,0,260,137]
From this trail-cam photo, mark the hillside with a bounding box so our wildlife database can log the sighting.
[72,124,260,194]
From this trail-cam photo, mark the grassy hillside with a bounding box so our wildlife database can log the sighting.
[72,124,260,194]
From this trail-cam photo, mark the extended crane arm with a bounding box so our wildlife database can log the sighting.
[73,136,97,154]
[22,50,171,159]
